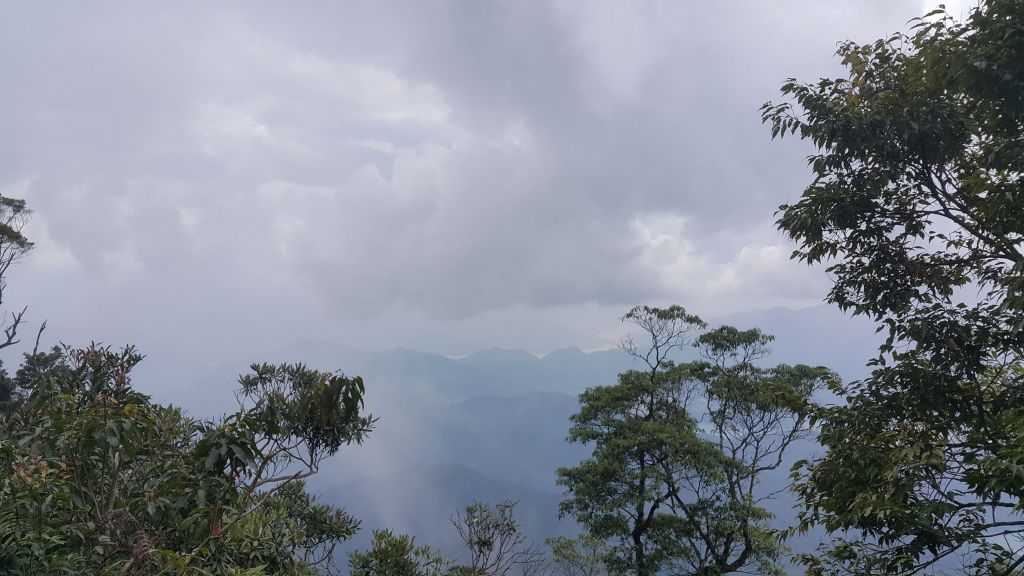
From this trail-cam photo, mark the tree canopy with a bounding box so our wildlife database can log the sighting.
[0,344,373,575]
[558,306,834,576]
[763,1,1024,573]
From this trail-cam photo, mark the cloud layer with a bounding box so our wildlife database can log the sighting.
[2,1,927,361]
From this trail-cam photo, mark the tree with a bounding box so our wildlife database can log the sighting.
[0,346,64,415]
[558,306,709,576]
[349,529,454,576]
[0,197,34,353]
[349,501,546,576]
[451,500,547,576]
[0,344,374,575]
[0,195,41,415]
[558,306,831,576]
[546,535,610,576]
[667,326,831,576]
[762,1,1024,573]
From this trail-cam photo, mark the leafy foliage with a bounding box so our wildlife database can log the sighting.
[558,306,710,576]
[762,1,1024,574]
[545,535,610,576]
[349,529,454,576]
[349,500,548,576]
[0,344,373,575]
[558,306,833,576]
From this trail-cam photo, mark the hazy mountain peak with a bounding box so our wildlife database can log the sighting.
[541,345,586,359]
[465,347,542,363]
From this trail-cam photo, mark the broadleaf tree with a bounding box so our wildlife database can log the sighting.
[349,529,454,576]
[0,343,374,575]
[558,306,833,576]
[545,534,611,576]
[762,1,1024,573]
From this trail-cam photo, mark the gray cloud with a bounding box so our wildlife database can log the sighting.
[2,0,928,363]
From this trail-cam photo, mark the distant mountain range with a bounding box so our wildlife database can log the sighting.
[173,305,881,564]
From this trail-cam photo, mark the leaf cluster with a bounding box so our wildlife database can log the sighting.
[558,307,834,576]
[0,344,372,575]
[763,1,1024,573]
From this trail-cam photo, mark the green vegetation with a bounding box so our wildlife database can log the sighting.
[348,530,453,576]
[762,0,1024,573]
[0,344,373,574]
[348,501,544,576]
[544,535,610,576]
[557,306,834,576]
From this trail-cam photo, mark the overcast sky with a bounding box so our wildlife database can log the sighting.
[0,1,958,368]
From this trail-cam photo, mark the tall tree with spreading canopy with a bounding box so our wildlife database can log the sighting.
[558,306,831,576]
[558,306,709,576]
[762,1,1024,573]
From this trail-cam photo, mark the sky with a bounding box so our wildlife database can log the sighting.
[0,0,957,369]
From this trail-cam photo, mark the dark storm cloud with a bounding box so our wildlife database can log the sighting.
[1,0,928,357]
